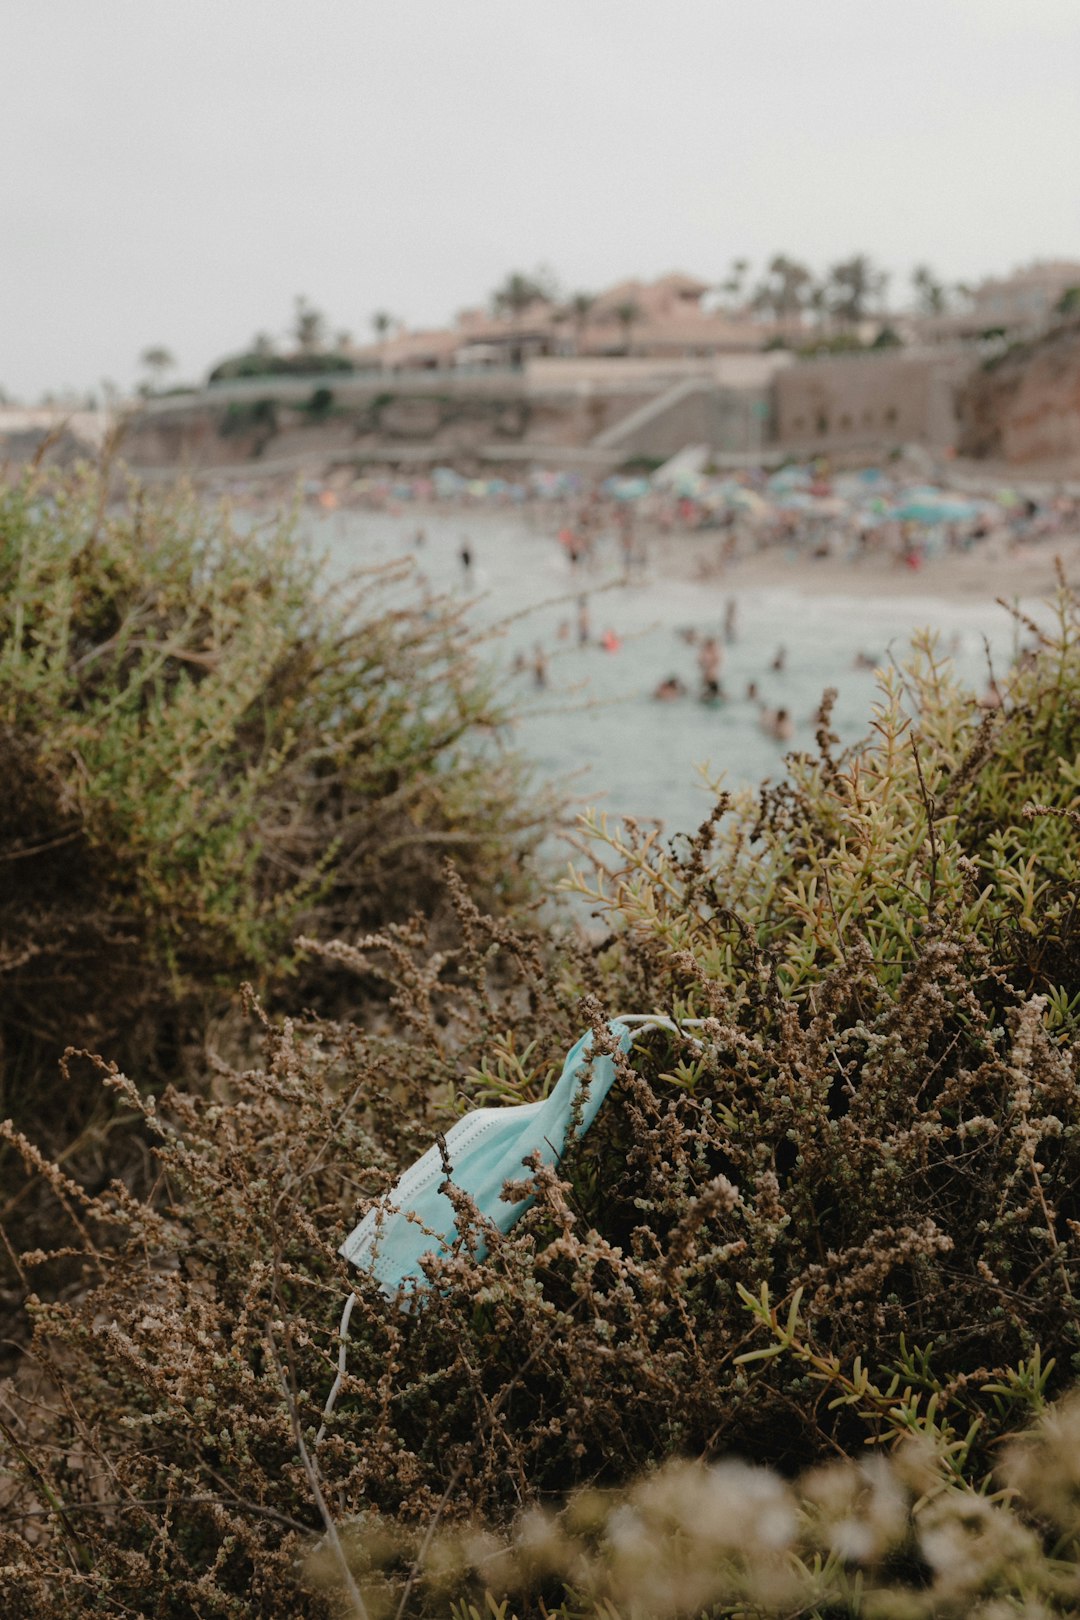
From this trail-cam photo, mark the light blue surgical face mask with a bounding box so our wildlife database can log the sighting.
[339,1019,634,1295]
[319,1015,706,1444]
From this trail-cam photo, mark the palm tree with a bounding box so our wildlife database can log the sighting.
[805,282,829,332]
[369,311,395,371]
[140,346,175,391]
[565,291,595,354]
[827,256,888,328]
[721,257,751,308]
[613,300,642,355]
[492,272,550,321]
[751,256,813,329]
[293,296,326,356]
[912,264,948,317]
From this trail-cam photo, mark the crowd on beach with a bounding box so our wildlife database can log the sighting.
[289,456,1073,743]
[269,456,1080,578]
[444,509,871,743]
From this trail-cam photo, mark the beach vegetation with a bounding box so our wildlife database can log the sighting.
[490,270,558,319]
[870,322,903,348]
[138,345,177,393]
[751,254,814,325]
[0,462,545,1151]
[208,350,355,383]
[7,578,1080,1612]
[305,385,336,418]
[827,253,889,326]
[218,395,279,437]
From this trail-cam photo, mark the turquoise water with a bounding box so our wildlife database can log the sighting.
[308,505,1032,839]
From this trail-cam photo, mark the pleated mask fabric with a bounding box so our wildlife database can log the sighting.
[340,1020,631,1297]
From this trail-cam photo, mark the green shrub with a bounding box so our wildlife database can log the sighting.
[208,352,355,382]
[6,592,1080,1616]
[218,396,278,436]
[306,386,335,418]
[0,463,545,1122]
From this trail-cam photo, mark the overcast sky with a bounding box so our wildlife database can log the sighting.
[3,0,1079,400]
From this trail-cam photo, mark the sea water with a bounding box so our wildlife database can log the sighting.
[307,505,1033,840]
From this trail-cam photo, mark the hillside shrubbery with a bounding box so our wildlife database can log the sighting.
[6,499,1080,1614]
[0,464,548,1313]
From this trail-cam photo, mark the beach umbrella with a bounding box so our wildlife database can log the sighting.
[729,488,769,516]
[809,496,848,516]
[893,493,980,525]
[667,471,706,499]
[767,464,813,492]
[607,477,651,501]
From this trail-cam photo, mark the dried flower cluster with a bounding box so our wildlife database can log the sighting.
[319,1404,1080,1618]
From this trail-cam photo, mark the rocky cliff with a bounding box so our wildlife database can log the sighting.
[958,319,1080,467]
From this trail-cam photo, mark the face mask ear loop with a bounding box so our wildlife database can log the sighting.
[319,1016,707,1438]
[316,1289,357,1446]
[617,1012,709,1048]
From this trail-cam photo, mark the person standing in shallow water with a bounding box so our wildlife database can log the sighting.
[532,643,549,689]
[459,538,473,583]
[698,635,724,700]
[577,595,591,646]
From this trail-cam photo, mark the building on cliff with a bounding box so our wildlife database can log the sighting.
[914,261,1080,348]
[349,272,769,374]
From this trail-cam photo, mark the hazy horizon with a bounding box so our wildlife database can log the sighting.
[3,0,1079,401]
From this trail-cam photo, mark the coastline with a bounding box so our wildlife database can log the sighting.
[682,536,1080,604]
[202,468,1080,611]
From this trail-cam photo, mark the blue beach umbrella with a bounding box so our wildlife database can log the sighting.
[893,489,980,525]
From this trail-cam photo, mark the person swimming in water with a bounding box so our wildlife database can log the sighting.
[760,705,794,742]
[653,675,687,702]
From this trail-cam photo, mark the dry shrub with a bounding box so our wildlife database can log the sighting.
[6,593,1080,1613]
[0,461,547,1314]
[0,461,544,1110]
[318,1411,1080,1618]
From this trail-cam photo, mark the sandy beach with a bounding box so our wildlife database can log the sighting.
[672,530,1080,603]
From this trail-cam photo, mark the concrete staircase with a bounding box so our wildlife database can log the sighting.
[590,378,712,453]
[591,378,768,461]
